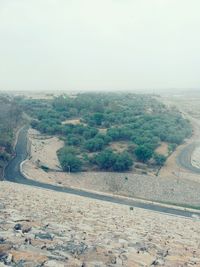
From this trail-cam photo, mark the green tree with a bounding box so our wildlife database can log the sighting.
[84,138,104,152]
[107,128,121,141]
[92,113,104,126]
[0,151,10,161]
[83,127,98,139]
[113,152,133,171]
[135,145,153,163]
[58,148,82,172]
[153,153,166,166]
[67,135,82,146]
[94,149,117,170]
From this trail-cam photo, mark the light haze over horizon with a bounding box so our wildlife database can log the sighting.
[0,0,200,92]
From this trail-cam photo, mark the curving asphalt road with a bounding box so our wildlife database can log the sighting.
[177,142,200,174]
[176,111,200,174]
[4,126,200,219]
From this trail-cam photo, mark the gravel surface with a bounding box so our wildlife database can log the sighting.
[0,181,200,266]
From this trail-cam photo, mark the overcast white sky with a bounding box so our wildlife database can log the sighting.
[0,0,200,91]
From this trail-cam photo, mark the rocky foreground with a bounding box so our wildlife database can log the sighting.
[0,182,200,267]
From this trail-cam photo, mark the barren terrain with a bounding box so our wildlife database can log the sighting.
[61,118,83,125]
[0,181,200,266]
[27,128,64,170]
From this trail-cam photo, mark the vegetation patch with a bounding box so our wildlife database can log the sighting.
[0,95,22,177]
[20,93,192,173]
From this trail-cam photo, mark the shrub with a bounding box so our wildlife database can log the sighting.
[94,149,117,170]
[84,138,104,152]
[135,145,153,163]
[113,152,133,171]
[58,147,82,172]
[94,150,133,171]
[67,135,82,146]
[153,153,167,166]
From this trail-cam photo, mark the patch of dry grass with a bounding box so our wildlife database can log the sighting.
[61,118,84,125]
[155,142,168,156]
[109,141,129,152]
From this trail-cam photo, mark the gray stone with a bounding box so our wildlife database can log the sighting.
[54,241,88,256]
[0,204,5,210]
[35,232,53,240]
[5,253,12,264]
[44,260,65,267]
[22,225,32,234]
[14,224,22,231]
[0,239,5,245]
[151,258,165,266]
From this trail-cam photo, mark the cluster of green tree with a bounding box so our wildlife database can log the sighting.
[107,113,191,147]
[57,147,133,172]
[20,93,192,172]
[92,149,133,171]
[23,93,167,127]
[57,147,82,172]
[0,95,22,175]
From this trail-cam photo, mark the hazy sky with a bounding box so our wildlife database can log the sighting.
[0,0,200,91]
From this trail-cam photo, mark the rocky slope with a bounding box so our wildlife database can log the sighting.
[0,181,200,266]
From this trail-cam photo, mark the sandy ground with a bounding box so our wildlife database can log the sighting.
[61,118,82,125]
[158,140,199,181]
[109,142,129,153]
[155,142,168,156]
[27,128,64,170]
[0,181,200,266]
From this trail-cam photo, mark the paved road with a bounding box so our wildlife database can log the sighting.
[176,111,200,174]
[177,142,200,174]
[4,126,200,218]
